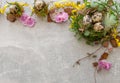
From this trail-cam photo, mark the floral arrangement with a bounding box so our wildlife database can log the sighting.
[47,0,85,23]
[71,0,120,83]
[70,0,120,46]
[1,2,36,27]
[0,0,120,83]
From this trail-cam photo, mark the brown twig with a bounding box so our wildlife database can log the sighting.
[73,46,103,67]
[103,47,108,53]
[73,54,91,67]
[90,45,102,55]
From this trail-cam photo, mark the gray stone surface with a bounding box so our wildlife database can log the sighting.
[0,0,120,83]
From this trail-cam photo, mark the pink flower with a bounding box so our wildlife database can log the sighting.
[20,13,36,27]
[20,13,28,22]
[24,17,36,27]
[98,60,112,70]
[62,12,69,21]
[55,12,69,23]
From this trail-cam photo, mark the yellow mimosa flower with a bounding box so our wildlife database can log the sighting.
[118,42,120,46]
[71,2,76,7]
[78,4,82,9]
[76,6,80,10]
[0,4,8,14]
[72,9,77,13]
[116,39,119,42]
[19,2,29,6]
[54,2,58,5]
[81,3,85,9]
[60,4,64,8]
[67,2,71,6]
[55,3,61,8]
[64,3,67,6]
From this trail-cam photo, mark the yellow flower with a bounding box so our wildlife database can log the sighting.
[69,2,72,5]
[71,2,76,7]
[74,3,86,10]
[0,4,8,14]
[112,28,118,38]
[112,28,120,47]
[118,42,120,46]
[55,3,61,8]
[54,2,61,7]
[78,4,82,9]
[65,3,69,6]
[115,39,120,47]
[54,2,58,5]
[64,3,67,6]
[19,2,29,6]
[81,3,85,9]
[72,9,77,13]
[76,6,80,10]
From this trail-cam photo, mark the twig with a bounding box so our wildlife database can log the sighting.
[73,54,91,67]
[94,67,97,83]
[87,46,103,55]
[73,46,102,67]
[103,47,108,53]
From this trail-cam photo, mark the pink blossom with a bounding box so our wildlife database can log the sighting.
[55,12,69,23]
[20,13,36,27]
[20,13,28,22]
[98,60,112,70]
[24,17,36,27]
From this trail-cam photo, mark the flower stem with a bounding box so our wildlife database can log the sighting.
[94,67,97,83]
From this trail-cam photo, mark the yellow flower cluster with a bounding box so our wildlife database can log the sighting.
[112,28,120,46]
[115,38,120,46]
[53,2,76,8]
[70,16,76,28]
[71,3,85,13]
[0,4,8,14]
[52,1,85,10]
[76,3,85,10]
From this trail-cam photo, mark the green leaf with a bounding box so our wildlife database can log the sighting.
[98,5,104,11]
[83,0,88,3]
[84,30,90,36]
[104,12,117,30]
[90,1,98,7]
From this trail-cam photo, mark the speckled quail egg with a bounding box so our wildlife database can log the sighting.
[94,22,104,31]
[83,15,92,25]
[92,12,102,23]
[35,0,44,10]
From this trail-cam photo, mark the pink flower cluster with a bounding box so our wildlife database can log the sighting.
[20,14,36,27]
[55,12,69,23]
[98,60,112,70]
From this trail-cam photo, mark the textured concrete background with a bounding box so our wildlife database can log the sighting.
[0,0,120,83]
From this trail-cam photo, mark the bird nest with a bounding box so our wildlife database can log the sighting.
[70,0,120,47]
